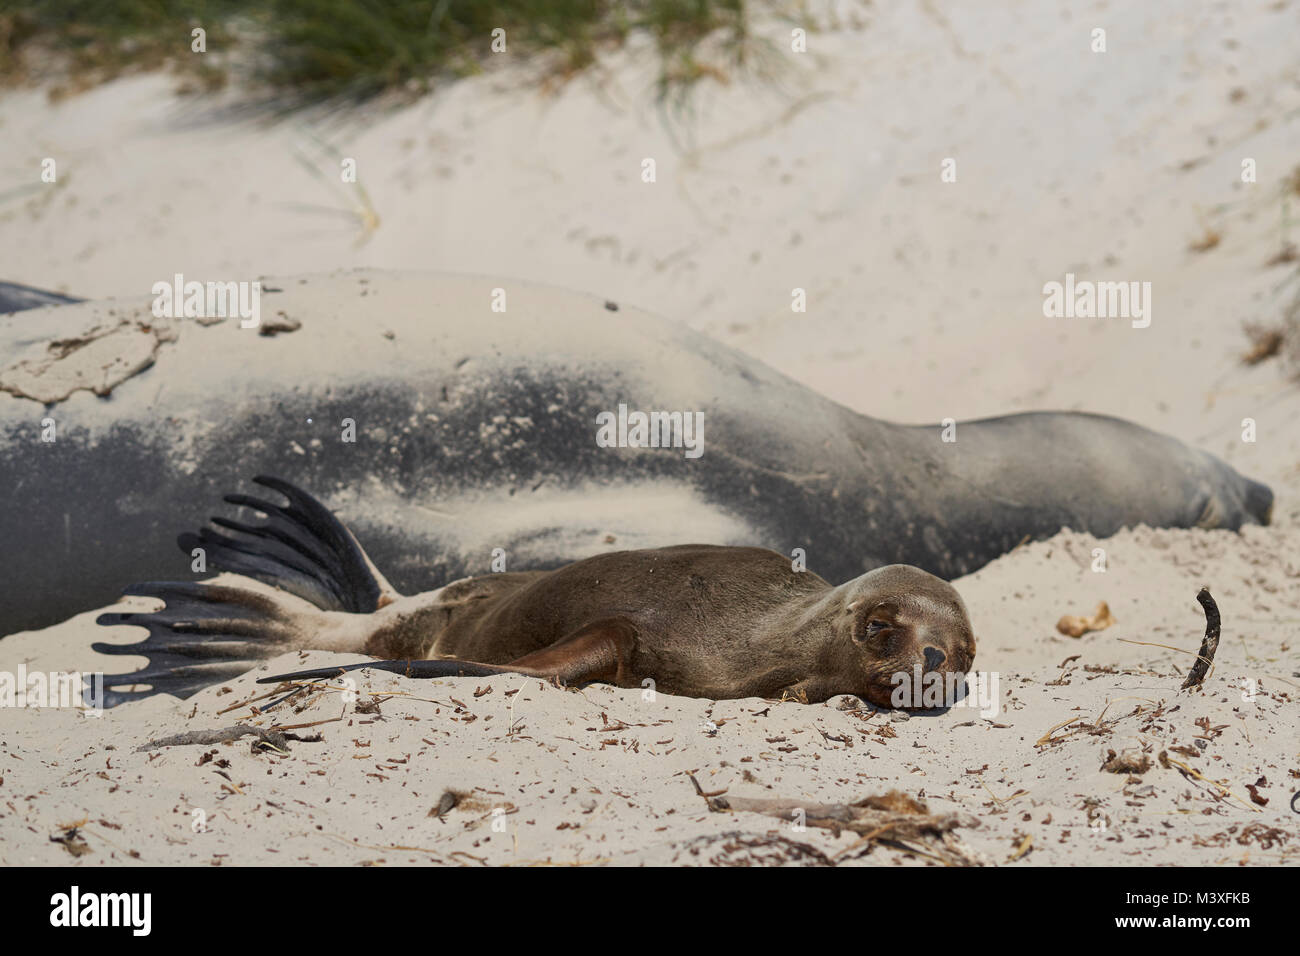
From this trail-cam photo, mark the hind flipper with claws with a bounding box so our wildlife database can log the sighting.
[94,476,402,707]
[94,476,642,708]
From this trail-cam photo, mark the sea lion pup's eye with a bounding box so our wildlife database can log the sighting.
[849,606,894,643]
[853,617,895,645]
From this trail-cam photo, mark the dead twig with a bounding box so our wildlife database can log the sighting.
[1035,717,1081,747]
[137,724,290,752]
[695,787,983,866]
[1181,588,1221,691]
[1159,751,1261,813]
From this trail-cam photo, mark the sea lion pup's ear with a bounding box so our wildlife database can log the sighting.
[179,474,399,613]
[846,597,898,643]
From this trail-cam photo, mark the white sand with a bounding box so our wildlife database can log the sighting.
[2,1,1299,865]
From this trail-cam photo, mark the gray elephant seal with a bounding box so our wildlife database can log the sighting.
[95,476,976,708]
[0,280,81,314]
[0,270,1273,635]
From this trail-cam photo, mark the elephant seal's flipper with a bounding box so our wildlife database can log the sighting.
[180,475,398,613]
[0,280,82,314]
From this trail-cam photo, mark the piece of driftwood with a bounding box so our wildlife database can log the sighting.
[1181,587,1221,690]
[137,724,289,752]
[690,778,983,866]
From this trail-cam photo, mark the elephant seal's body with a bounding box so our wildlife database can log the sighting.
[0,270,1273,635]
[0,281,81,314]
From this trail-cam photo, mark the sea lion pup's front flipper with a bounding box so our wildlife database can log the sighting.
[257,618,639,691]
[94,475,401,706]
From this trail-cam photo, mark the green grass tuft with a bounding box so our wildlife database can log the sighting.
[0,0,791,103]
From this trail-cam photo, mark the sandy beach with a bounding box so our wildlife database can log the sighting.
[1,0,1298,867]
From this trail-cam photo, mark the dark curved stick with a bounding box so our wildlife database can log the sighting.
[1181,587,1220,690]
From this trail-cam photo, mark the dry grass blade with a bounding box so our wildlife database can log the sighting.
[1159,751,1261,813]
[1035,717,1081,747]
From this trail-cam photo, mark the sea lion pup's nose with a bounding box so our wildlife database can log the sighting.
[922,646,946,671]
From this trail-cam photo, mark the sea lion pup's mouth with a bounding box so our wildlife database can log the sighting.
[838,565,977,711]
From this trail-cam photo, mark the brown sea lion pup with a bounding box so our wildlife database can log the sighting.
[94,476,975,709]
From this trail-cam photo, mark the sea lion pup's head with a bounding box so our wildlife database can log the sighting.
[835,565,976,710]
